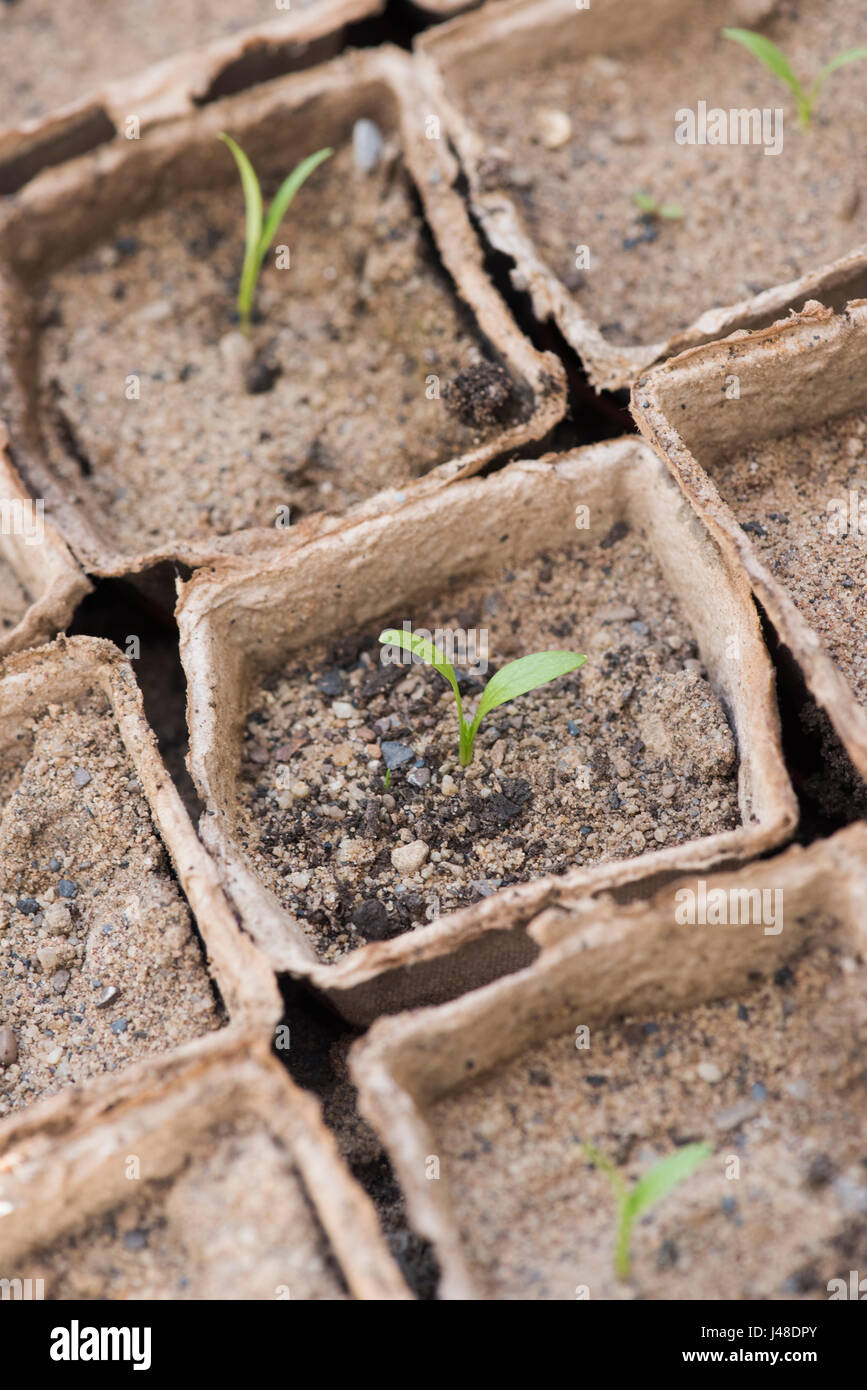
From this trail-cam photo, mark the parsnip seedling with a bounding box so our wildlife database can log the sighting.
[378,628,585,767]
[723,28,867,130]
[584,1140,712,1281]
[219,134,332,334]
[633,191,684,220]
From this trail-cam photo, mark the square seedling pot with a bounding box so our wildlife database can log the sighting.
[0,1033,410,1299]
[0,635,280,1124]
[632,299,867,797]
[0,0,381,196]
[0,45,565,578]
[177,436,796,1025]
[0,424,90,656]
[351,823,867,1299]
[416,0,867,390]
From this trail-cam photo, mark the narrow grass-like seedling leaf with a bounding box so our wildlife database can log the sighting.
[809,47,867,112]
[585,1140,712,1280]
[219,134,332,333]
[633,191,658,215]
[632,191,684,220]
[378,628,585,767]
[723,28,867,130]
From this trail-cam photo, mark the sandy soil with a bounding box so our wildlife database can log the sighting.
[429,923,867,1300]
[1,0,324,125]
[465,0,867,344]
[712,405,867,705]
[0,694,222,1116]
[26,1112,347,1299]
[36,141,518,554]
[234,523,739,961]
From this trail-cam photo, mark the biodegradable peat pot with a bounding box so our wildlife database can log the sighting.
[0,0,381,196]
[178,437,796,1024]
[0,635,280,1120]
[351,823,867,1300]
[416,0,867,390]
[0,1032,410,1299]
[632,299,867,802]
[0,46,564,578]
[409,0,484,17]
[0,424,90,655]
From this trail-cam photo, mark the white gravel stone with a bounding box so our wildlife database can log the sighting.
[535,108,572,149]
[391,840,430,875]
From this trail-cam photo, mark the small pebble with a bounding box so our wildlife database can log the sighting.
[330,742,356,768]
[336,838,368,867]
[714,1100,759,1130]
[0,1027,19,1066]
[244,359,280,395]
[353,118,384,172]
[806,1153,836,1188]
[110,1018,129,1035]
[73,767,91,788]
[351,898,393,941]
[44,903,73,935]
[391,840,429,875]
[95,986,121,1010]
[331,702,355,721]
[219,330,251,377]
[58,879,78,900]
[407,767,430,788]
[697,1061,723,1084]
[381,740,415,771]
[657,1238,678,1270]
[317,670,343,697]
[535,108,572,149]
[52,970,70,994]
[441,774,458,796]
[836,185,860,221]
[610,119,643,145]
[833,1176,867,1213]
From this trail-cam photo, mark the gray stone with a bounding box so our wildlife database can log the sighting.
[353,119,384,172]
[0,1027,18,1066]
[381,741,415,771]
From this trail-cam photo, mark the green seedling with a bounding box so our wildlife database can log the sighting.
[633,191,684,220]
[219,134,332,334]
[584,1140,712,1281]
[723,28,867,130]
[384,767,392,791]
[378,628,586,768]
